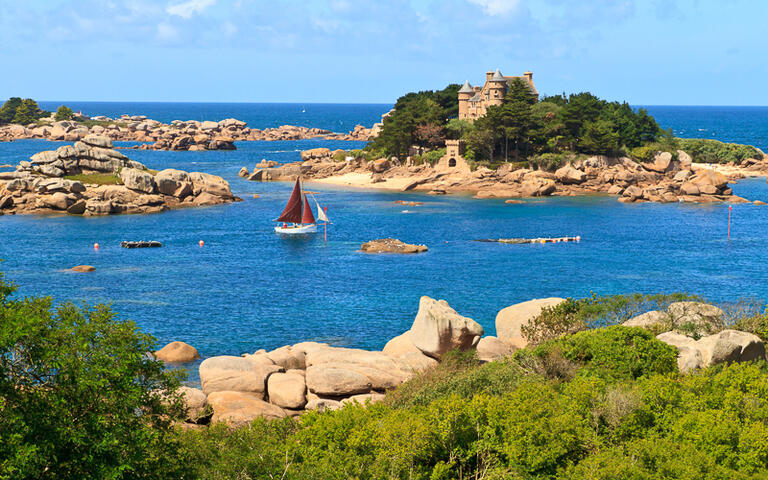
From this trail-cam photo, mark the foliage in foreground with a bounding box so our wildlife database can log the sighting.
[0,274,189,479]
[181,326,768,479]
[4,273,768,479]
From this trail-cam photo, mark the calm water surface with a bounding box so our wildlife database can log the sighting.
[2,104,768,373]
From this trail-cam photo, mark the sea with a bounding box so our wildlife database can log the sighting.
[2,103,768,379]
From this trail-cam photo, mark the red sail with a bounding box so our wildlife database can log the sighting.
[276,178,303,223]
[301,195,315,224]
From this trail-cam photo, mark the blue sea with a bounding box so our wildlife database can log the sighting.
[3,103,768,377]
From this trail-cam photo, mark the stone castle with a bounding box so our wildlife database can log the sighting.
[458,69,538,120]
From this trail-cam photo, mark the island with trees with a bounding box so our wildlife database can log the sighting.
[251,81,767,204]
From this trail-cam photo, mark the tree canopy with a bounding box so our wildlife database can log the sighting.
[0,98,50,125]
[0,274,189,479]
[364,82,663,165]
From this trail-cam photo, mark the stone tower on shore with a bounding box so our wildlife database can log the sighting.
[458,69,538,121]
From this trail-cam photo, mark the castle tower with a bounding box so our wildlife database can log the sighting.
[486,69,507,107]
[457,81,474,120]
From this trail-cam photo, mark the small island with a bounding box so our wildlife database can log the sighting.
[0,97,373,149]
[244,69,767,204]
[0,135,239,216]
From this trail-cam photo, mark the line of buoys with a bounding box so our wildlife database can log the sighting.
[475,236,582,245]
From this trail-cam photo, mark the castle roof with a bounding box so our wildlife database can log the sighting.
[504,75,538,95]
[490,69,506,82]
[458,81,474,93]
[468,93,482,103]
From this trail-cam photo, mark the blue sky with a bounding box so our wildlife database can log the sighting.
[0,0,766,104]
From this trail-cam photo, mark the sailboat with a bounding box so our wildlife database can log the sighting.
[274,177,329,235]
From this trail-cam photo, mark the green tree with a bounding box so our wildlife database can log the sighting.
[366,84,460,158]
[54,105,74,121]
[0,97,22,125]
[11,99,41,125]
[0,274,190,479]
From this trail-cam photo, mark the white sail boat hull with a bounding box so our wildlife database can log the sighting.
[275,223,317,235]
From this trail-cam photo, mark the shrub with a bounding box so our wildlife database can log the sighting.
[534,326,679,381]
[422,147,445,165]
[677,138,763,164]
[522,292,704,345]
[54,105,74,121]
[0,274,189,478]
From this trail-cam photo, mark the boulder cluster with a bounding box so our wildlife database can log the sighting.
[0,135,237,216]
[174,296,498,426]
[0,115,374,150]
[250,148,768,204]
[168,295,766,427]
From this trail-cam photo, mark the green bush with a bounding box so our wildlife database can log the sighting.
[54,105,74,121]
[678,138,763,164]
[521,292,704,345]
[544,326,679,380]
[422,147,445,165]
[0,274,189,478]
[733,311,768,342]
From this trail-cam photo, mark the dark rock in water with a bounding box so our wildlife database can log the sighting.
[120,241,162,248]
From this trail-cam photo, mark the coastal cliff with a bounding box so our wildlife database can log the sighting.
[245,147,768,204]
[0,135,238,216]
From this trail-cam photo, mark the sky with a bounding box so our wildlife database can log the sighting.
[0,0,766,105]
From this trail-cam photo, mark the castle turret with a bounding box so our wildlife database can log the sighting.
[487,69,507,106]
[457,81,474,120]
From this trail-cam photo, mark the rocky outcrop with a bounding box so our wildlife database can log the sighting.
[622,301,724,336]
[253,149,756,205]
[154,341,200,363]
[0,116,374,149]
[196,296,490,424]
[0,138,238,216]
[657,330,766,373]
[361,238,428,253]
[410,296,484,359]
[495,298,566,348]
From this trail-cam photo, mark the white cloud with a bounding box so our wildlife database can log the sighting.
[467,0,520,16]
[156,22,179,40]
[222,20,238,37]
[166,0,216,19]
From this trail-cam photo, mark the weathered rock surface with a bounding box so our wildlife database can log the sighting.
[199,356,283,396]
[267,372,307,409]
[476,336,516,362]
[179,386,208,422]
[657,329,766,372]
[625,302,725,337]
[0,140,237,216]
[409,296,484,359]
[207,391,286,425]
[154,341,200,363]
[305,366,372,396]
[361,238,427,254]
[495,298,565,348]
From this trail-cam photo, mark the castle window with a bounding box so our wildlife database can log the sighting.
[448,158,456,167]
[494,91,498,98]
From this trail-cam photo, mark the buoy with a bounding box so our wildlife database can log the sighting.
[199,240,204,247]
[93,243,99,250]
[576,236,581,242]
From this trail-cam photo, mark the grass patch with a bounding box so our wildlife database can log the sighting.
[63,173,122,185]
